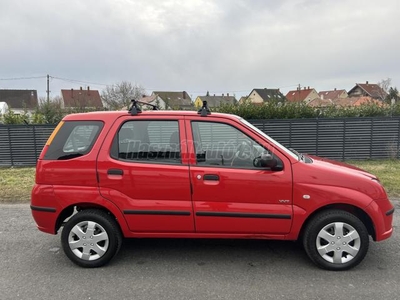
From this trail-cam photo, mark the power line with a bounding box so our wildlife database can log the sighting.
[0,75,47,81]
[50,76,110,87]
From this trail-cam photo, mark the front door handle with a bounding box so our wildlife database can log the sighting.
[107,169,124,176]
[203,174,219,181]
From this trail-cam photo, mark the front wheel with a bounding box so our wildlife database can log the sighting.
[61,209,122,268]
[303,210,369,271]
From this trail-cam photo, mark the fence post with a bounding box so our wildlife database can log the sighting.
[33,125,38,161]
[342,119,346,161]
[316,119,319,156]
[7,126,14,167]
[370,118,374,159]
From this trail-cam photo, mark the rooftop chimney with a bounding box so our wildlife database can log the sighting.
[366,81,369,85]
[222,93,224,97]
[80,86,83,90]
[227,93,229,97]
[71,88,73,98]
[334,88,337,91]
[183,91,186,99]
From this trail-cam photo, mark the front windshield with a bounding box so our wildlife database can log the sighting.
[239,118,299,160]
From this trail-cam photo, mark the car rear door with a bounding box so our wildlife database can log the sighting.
[185,116,293,234]
[97,115,194,233]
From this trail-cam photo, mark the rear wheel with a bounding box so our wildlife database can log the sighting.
[303,210,369,271]
[61,209,122,268]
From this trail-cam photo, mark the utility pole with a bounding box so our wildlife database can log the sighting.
[46,74,50,102]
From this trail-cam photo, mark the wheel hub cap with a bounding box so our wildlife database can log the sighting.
[68,221,109,261]
[316,222,361,264]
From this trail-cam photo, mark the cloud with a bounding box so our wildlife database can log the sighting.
[0,0,399,98]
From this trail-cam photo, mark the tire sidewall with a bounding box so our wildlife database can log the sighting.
[61,210,120,268]
[304,211,369,271]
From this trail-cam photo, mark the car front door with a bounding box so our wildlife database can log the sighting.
[186,117,293,234]
[97,116,194,233]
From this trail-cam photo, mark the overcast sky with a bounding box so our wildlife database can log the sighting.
[0,0,399,100]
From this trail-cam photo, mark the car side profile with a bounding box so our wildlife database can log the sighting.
[31,101,394,270]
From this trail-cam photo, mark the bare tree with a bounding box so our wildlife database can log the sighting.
[377,78,391,101]
[101,81,146,110]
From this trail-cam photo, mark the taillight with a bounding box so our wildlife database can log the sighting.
[38,121,64,160]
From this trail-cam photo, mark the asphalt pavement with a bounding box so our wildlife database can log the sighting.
[0,201,399,300]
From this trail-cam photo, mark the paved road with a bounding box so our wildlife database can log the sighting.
[0,202,399,300]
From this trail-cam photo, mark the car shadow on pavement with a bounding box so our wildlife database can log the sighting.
[114,238,310,269]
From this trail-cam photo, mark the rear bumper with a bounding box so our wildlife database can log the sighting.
[31,184,59,234]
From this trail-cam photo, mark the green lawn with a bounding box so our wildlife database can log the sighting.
[347,159,400,198]
[0,159,399,203]
[0,167,36,203]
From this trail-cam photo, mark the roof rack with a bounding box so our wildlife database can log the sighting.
[128,99,159,116]
[197,100,211,117]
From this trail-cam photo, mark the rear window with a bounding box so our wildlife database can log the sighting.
[44,121,103,160]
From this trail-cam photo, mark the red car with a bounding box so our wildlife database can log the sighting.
[31,101,394,270]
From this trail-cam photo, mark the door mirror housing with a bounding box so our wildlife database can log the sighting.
[253,154,281,170]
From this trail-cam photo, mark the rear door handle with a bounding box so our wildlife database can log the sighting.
[107,169,124,176]
[203,174,219,181]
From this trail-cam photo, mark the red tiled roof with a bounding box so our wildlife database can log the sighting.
[307,98,333,107]
[333,96,384,107]
[61,88,103,108]
[140,95,158,104]
[285,89,314,102]
[318,89,346,100]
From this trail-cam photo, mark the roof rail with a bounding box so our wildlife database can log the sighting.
[128,99,159,116]
[197,100,211,117]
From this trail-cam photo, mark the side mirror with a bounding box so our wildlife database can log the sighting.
[253,154,279,169]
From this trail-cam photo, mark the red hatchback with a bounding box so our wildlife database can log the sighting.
[31,102,394,270]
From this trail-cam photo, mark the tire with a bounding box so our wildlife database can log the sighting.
[303,210,369,271]
[61,209,122,268]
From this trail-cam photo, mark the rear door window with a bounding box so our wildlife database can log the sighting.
[111,120,181,164]
[44,121,103,160]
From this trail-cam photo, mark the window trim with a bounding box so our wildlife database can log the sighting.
[111,119,183,165]
[44,120,104,160]
[190,120,283,171]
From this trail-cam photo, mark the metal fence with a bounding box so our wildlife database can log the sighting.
[1,117,399,166]
[0,125,55,167]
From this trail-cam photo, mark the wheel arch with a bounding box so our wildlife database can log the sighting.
[298,204,375,242]
[55,202,126,236]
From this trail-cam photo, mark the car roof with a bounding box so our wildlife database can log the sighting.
[62,110,241,122]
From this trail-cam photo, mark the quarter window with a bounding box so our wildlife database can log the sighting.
[44,121,103,160]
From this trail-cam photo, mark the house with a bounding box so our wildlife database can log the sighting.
[307,98,334,107]
[61,87,103,109]
[151,91,193,110]
[139,94,167,110]
[318,89,348,100]
[334,96,385,107]
[245,88,286,105]
[238,96,248,104]
[194,92,236,108]
[0,102,9,115]
[285,87,319,103]
[347,81,387,100]
[0,89,38,114]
